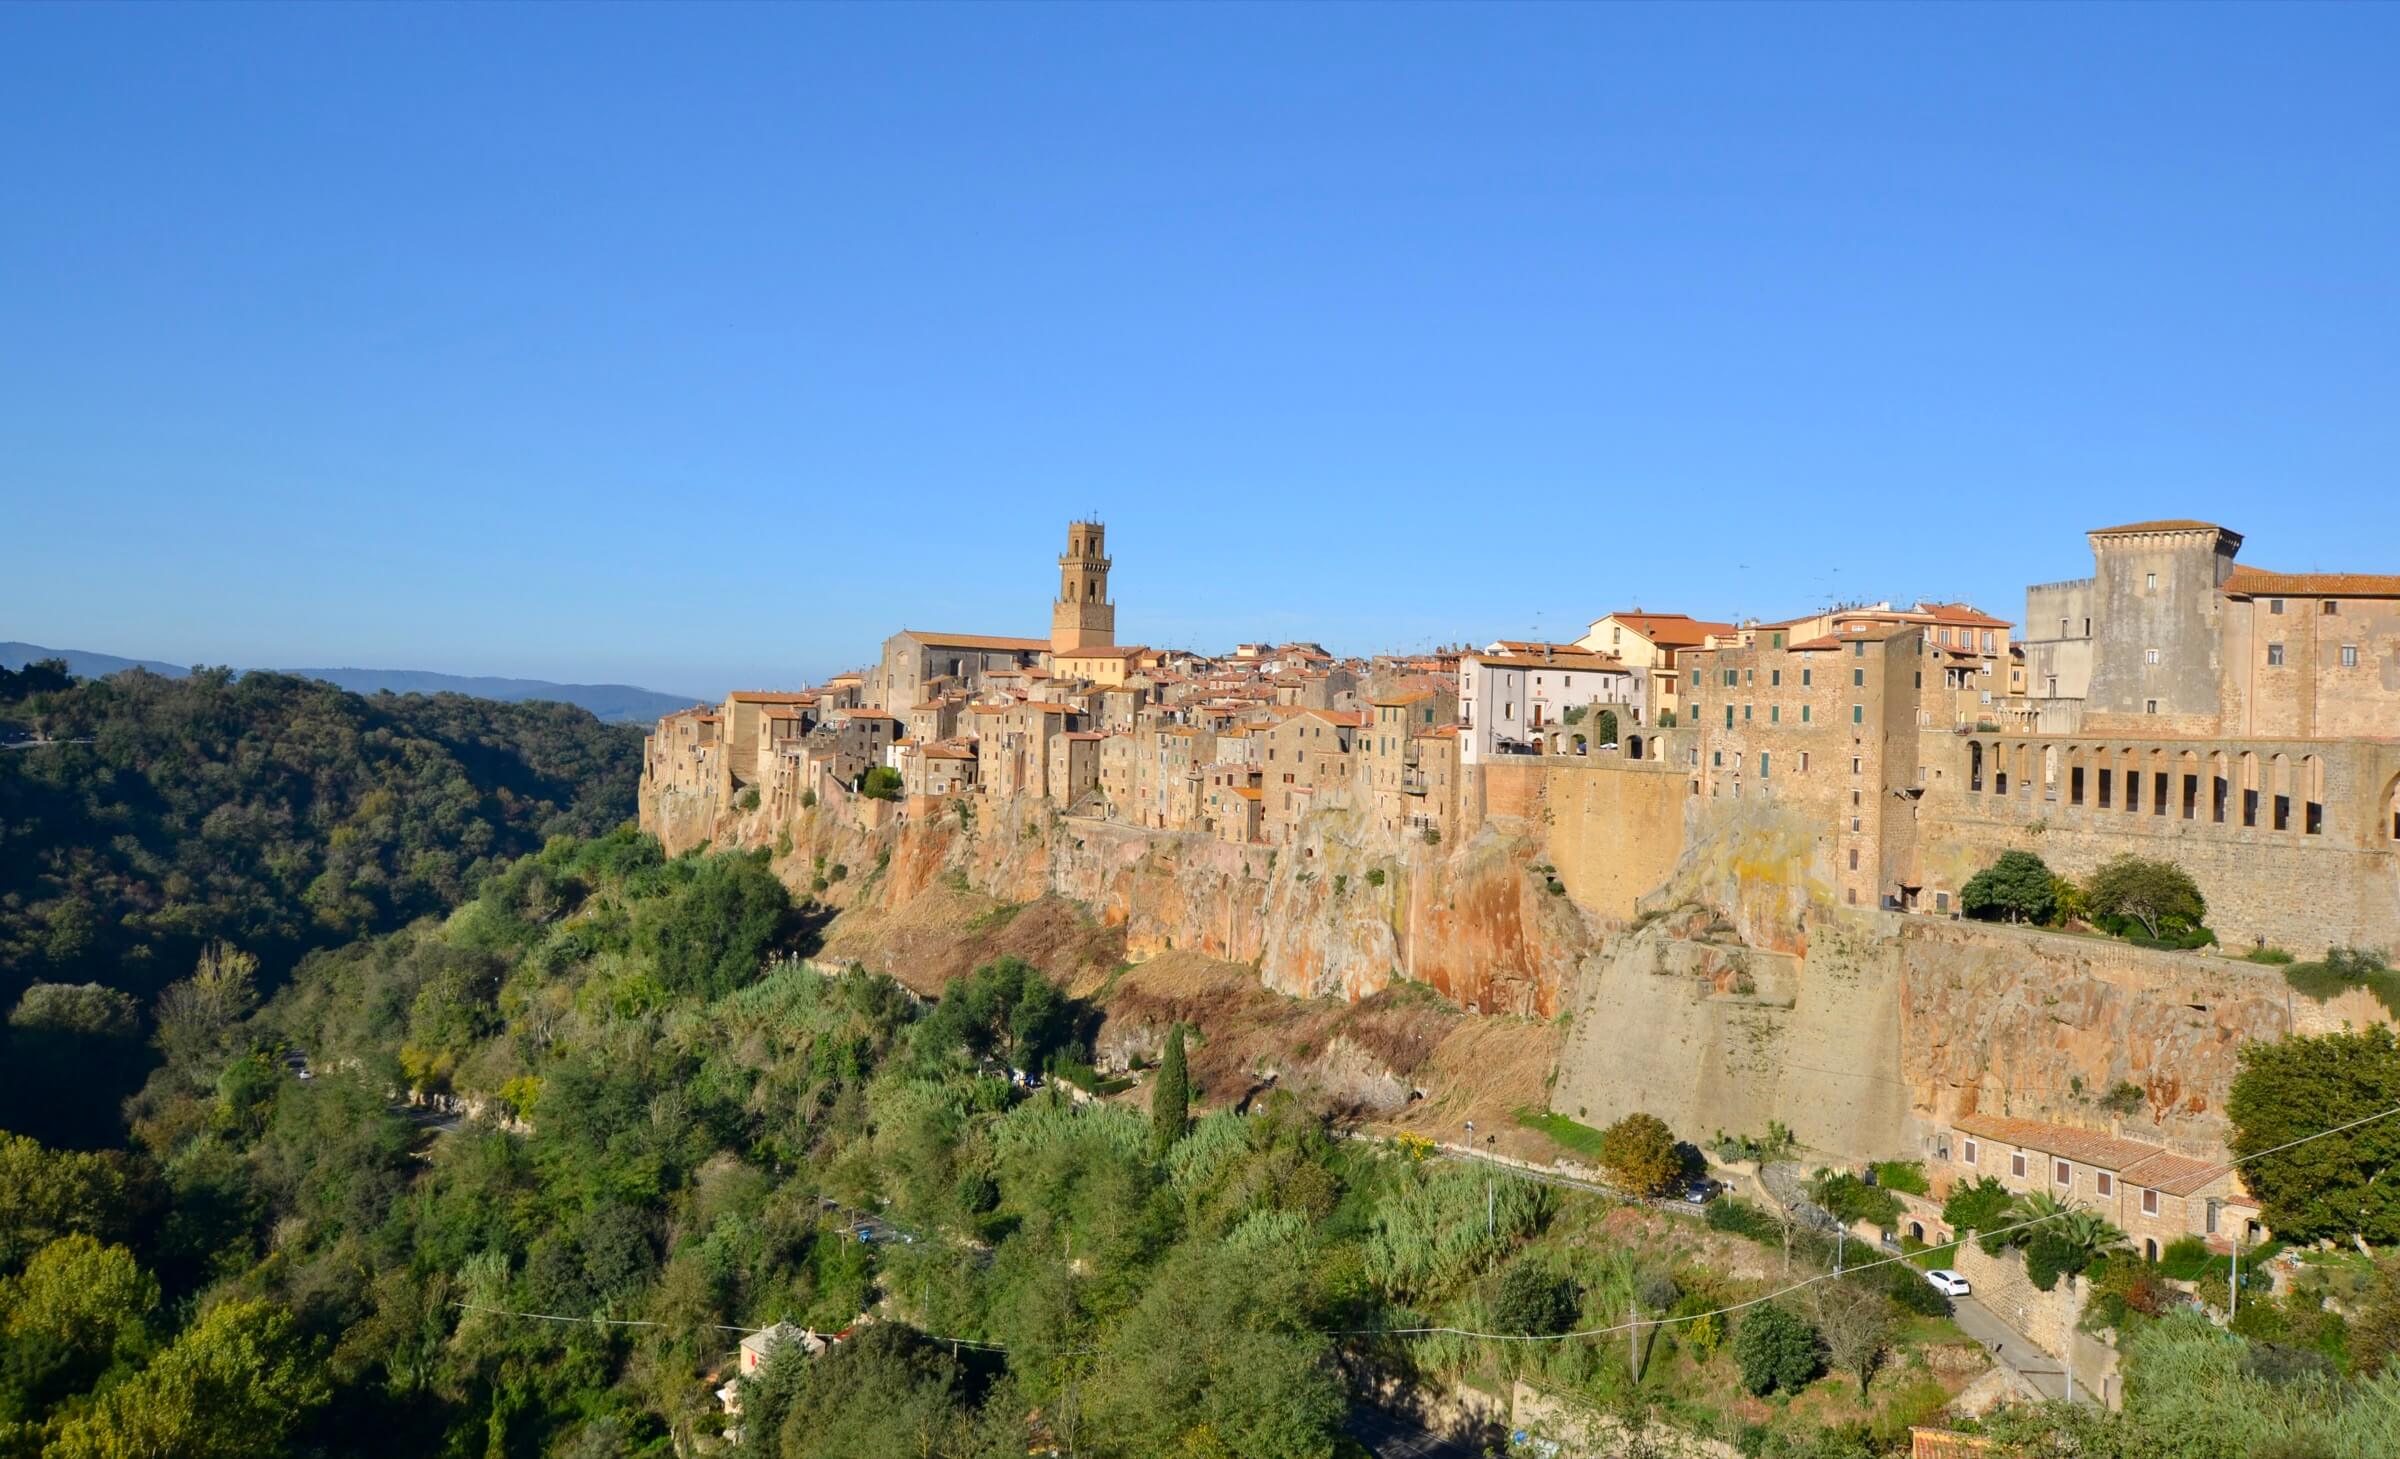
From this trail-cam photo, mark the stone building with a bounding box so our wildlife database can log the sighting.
[1047,730,1104,810]
[1262,708,1366,844]
[977,701,1083,801]
[873,631,1050,713]
[1458,645,1640,766]
[1578,611,1737,724]
[1940,1112,2262,1259]
[1051,520,1116,655]
[1367,685,1458,835]
[1684,625,1926,910]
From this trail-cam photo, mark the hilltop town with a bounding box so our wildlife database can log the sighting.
[642,518,2400,1369]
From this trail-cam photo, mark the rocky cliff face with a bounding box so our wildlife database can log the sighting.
[700,791,1601,1019]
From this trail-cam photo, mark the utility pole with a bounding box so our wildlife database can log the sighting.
[1487,1180,1496,1239]
[1834,1226,1846,1274]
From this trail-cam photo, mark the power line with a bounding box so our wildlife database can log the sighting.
[459,1104,2400,1355]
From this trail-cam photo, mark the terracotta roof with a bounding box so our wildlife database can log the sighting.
[1373,690,1437,706]
[2225,566,2400,599]
[763,706,805,720]
[841,711,899,722]
[1019,702,1077,715]
[1917,602,2014,629]
[1054,644,1149,660]
[727,690,818,703]
[2117,1148,2232,1198]
[2089,519,2229,536]
[1064,731,1106,741]
[1952,1112,2195,1175]
[1231,786,1261,800]
[1415,724,1460,739]
[898,630,1052,652]
[921,745,975,760]
[1469,651,1626,671]
[1602,612,1740,647]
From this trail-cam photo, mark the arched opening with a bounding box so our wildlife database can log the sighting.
[2301,755,2325,834]
[2042,744,2060,800]
[1572,734,1588,756]
[2066,744,2086,808]
[2240,750,2261,827]
[2387,773,2400,841]
[2178,748,2201,820]
[2210,749,2230,824]
[1627,734,1644,760]
[2145,1237,2159,1263]
[1969,740,1985,792]
[1909,1220,1925,1242]
[2270,752,2293,831]
[2149,747,2170,817]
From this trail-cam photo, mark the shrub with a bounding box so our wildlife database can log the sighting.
[1811,1170,1902,1229]
[2245,947,2297,965]
[860,767,903,801]
[737,786,761,811]
[1961,851,2057,925]
[1598,1112,1683,1197]
[1365,867,1386,888]
[1871,1160,1930,1196]
[2097,1081,2147,1117]
[2282,948,2400,1020]
[801,789,817,809]
[1493,1262,1580,1336]
[1706,1197,1783,1244]
[1734,1301,1822,1395]
[2158,1236,2214,1280]
[1421,827,1441,846]
[1942,1176,2013,1248]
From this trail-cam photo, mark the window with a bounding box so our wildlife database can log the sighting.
[1853,667,1865,686]
[1848,848,1859,870]
[1745,669,1754,685]
[1770,706,1780,723]
[1799,751,1810,771]
[1712,749,1722,767]
[2268,642,2285,667]
[2146,699,2159,715]
[1800,705,1811,723]
[2323,600,2339,616]
[1851,756,1862,775]
[2270,598,2285,615]
[1743,704,1752,721]
[1692,669,1701,685]
[1962,1137,1979,1165]
[2054,1159,2071,1188]
[1724,669,1737,686]
[2141,1188,2159,1216]
[2011,1151,2027,1179]
[1771,669,1781,686]
[1760,753,1770,777]
[2146,572,2157,590]
[1853,641,1866,658]
[2097,1171,2113,1197]
[2145,648,2160,664]
[1852,704,1864,724]
[1725,706,1734,728]
[2342,645,2360,668]
[1802,669,1812,687]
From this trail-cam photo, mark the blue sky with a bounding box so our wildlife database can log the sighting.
[4,4,2395,697]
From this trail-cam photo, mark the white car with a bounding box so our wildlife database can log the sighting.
[1924,1268,1971,1298]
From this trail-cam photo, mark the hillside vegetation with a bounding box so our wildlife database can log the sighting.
[0,663,642,1143]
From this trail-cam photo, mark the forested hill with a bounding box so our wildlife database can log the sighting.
[0,662,644,1143]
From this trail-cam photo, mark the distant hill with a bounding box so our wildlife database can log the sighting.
[1,642,701,724]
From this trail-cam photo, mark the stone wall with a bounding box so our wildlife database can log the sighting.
[1540,757,1689,923]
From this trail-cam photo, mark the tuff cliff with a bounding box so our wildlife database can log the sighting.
[715,792,1600,1019]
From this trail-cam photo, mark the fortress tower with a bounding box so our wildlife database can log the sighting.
[1050,519,1116,655]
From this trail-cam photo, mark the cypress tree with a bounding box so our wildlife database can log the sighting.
[1151,1023,1189,1156]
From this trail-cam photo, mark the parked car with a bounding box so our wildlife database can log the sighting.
[1682,1179,1719,1205]
[1924,1268,1972,1298]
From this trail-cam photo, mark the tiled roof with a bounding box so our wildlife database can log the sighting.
[727,690,818,703]
[1908,1430,2003,1459]
[1604,612,1740,647]
[1469,651,1626,671]
[1918,602,2015,629]
[2225,566,2400,599]
[1054,644,1149,660]
[899,630,1053,651]
[1953,1111,2203,1177]
[2117,1148,2231,1198]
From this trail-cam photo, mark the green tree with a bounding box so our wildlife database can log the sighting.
[1596,709,1619,746]
[0,1135,141,1269]
[859,767,903,801]
[1152,1023,1190,1158]
[2084,854,2207,940]
[1807,1279,1893,1399]
[1733,1301,1822,1395]
[1598,1112,1683,1198]
[1960,850,2057,925]
[2227,1025,2400,1245]
[45,1297,329,1459]
[1940,1175,2014,1252]
[636,850,791,999]
[0,1234,158,1409]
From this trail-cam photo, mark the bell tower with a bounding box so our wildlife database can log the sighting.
[1050,519,1116,654]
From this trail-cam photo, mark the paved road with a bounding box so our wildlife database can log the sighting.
[1946,1292,2094,1405]
[1344,1406,1482,1459]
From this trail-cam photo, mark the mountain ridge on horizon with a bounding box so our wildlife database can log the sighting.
[0,640,706,725]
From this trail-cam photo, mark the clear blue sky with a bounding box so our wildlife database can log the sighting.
[4,4,2395,697]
